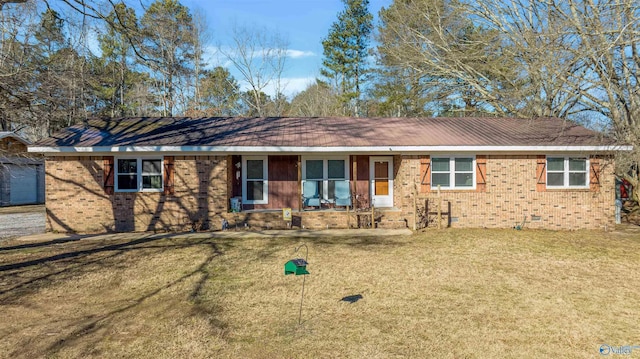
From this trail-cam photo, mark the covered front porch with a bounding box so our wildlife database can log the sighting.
[227,154,398,212]
[224,154,405,229]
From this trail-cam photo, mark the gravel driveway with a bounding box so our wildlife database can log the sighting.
[0,205,45,239]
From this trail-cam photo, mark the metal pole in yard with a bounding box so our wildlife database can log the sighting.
[295,244,309,325]
[298,274,306,325]
[413,184,417,231]
[437,185,442,230]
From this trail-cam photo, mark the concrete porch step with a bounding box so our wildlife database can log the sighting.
[377,220,407,229]
[374,209,407,229]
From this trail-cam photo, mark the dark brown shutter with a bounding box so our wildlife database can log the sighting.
[536,155,546,192]
[590,157,601,192]
[419,156,431,193]
[164,156,175,195]
[476,155,487,192]
[104,156,114,195]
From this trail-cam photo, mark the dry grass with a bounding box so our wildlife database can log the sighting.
[1,228,639,358]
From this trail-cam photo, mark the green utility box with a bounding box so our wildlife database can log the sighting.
[284,258,309,275]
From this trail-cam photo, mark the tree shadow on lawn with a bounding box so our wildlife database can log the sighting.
[0,237,83,252]
[0,233,232,357]
[0,234,190,273]
[308,234,410,248]
[249,234,409,262]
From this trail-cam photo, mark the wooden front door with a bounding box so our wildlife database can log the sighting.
[370,156,393,208]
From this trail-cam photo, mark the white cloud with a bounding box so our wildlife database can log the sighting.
[203,45,227,67]
[202,45,317,98]
[285,49,315,59]
[204,45,314,66]
[280,77,317,97]
[237,77,316,98]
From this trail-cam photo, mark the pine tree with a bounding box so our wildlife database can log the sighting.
[321,0,372,116]
[32,9,90,135]
[94,3,140,117]
[140,0,196,116]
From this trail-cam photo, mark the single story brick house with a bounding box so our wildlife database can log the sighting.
[1,132,45,206]
[29,116,629,233]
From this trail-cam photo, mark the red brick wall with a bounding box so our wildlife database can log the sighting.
[45,153,615,233]
[45,155,228,233]
[396,154,615,230]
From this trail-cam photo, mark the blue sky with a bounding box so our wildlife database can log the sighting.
[181,0,392,97]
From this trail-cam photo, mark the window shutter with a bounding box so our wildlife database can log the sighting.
[476,155,487,192]
[536,155,546,192]
[164,156,175,195]
[590,157,601,192]
[103,156,114,195]
[419,156,431,193]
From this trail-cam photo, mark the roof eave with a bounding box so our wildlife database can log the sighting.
[28,145,632,155]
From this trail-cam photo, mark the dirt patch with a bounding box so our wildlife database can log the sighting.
[0,204,45,214]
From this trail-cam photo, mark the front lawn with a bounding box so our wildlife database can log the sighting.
[0,229,639,358]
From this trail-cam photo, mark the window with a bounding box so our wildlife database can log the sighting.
[431,156,475,189]
[546,157,589,188]
[115,158,163,192]
[302,157,348,200]
[328,159,346,198]
[243,156,268,204]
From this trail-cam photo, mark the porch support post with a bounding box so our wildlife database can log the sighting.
[352,155,357,200]
[297,155,302,211]
[226,155,233,211]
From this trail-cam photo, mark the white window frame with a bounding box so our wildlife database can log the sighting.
[115,157,164,193]
[242,155,268,205]
[431,155,476,190]
[546,156,589,189]
[301,156,350,201]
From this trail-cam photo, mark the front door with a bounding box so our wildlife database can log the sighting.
[370,157,393,208]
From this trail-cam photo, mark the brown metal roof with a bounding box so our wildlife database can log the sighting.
[32,116,615,148]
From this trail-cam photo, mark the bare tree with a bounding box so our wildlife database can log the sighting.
[378,0,529,117]
[0,1,36,132]
[1,1,150,60]
[289,79,341,117]
[186,9,209,116]
[221,24,288,117]
[465,0,640,190]
[0,3,93,139]
[376,0,638,122]
[0,0,26,11]
[378,0,640,199]
[193,66,240,116]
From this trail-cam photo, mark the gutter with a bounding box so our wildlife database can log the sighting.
[28,145,633,155]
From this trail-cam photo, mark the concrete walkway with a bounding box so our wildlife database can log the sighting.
[12,228,413,243]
